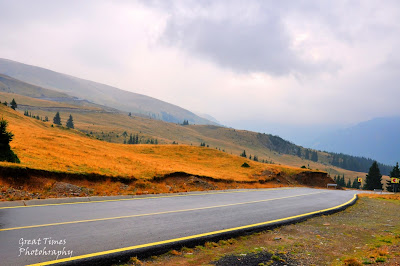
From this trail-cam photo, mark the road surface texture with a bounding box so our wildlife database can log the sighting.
[0,187,357,266]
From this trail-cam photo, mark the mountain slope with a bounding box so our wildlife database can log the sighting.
[0,73,70,99]
[0,73,119,112]
[0,58,217,125]
[0,89,373,182]
[311,117,400,165]
[0,103,289,181]
[0,72,390,180]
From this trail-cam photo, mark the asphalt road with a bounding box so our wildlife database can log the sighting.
[0,188,357,266]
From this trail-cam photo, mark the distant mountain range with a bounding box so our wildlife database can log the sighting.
[310,117,400,165]
[0,58,217,125]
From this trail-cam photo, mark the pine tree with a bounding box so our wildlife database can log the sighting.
[66,115,74,129]
[53,112,61,125]
[304,149,310,160]
[10,99,17,110]
[337,175,346,187]
[346,179,351,188]
[352,178,359,189]
[296,148,302,158]
[240,150,247,158]
[363,161,383,190]
[341,175,346,187]
[0,119,13,151]
[0,118,20,163]
[311,151,318,162]
[387,162,400,192]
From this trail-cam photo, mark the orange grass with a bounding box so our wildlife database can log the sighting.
[0,105,307,181]
[1,91,364,181]
[358,193,400,201]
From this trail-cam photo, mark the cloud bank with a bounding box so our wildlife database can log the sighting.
[1,0,400,137]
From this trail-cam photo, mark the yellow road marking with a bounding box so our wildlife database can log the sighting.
[0,187,294,210]
[0,191,322,232]
[27,194,357,266]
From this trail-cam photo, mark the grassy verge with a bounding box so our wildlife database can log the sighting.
[119,194,400,266]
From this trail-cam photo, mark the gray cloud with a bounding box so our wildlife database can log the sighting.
[1,0,400,134]
[163,16,299,75]
[149,0,340,75]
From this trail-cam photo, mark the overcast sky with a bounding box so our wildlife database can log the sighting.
[1,0,400,140]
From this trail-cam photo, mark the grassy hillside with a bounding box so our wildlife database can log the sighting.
[0,58,216,125]
[1,104,289,181]
[0,91,369,185]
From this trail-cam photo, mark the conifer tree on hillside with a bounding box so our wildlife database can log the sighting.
[53,112,61,125]
[66,114,74,129]
[10,99,17,110]
[0,118,20,163]
[240,150,247,158]
[311,151,318,162]
[340,175,345,187]
[386,162,399,192]
[352,178,359,189]
[296,148,302,158]
[346,179,351,188]
[336,175,346,187]
[304,149,310,160]
[363,161,383,190]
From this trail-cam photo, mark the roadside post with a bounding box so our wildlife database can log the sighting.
[357,178,362,189]
[391,177,399,193]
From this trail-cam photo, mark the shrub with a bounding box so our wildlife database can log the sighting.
[241,162,250,168]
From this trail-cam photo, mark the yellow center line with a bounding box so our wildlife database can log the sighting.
[0,187,296,210]
[26,194,358,266]
[0,191,323,232]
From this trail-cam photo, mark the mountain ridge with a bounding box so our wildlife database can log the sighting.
[0,58,218,125]
[310,116,400,165]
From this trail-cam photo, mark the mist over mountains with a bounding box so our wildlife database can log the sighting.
[309,117,400,166]
[0,58,217,126]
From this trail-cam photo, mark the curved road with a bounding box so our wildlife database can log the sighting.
[0,188,357,266]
